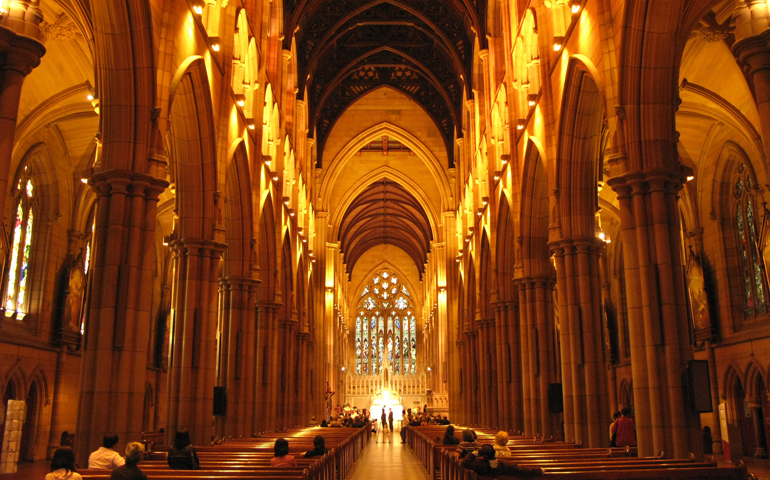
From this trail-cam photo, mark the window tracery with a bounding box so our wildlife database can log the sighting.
[734,164,765,316]
[4,166,36,319]
[355,270,416,376]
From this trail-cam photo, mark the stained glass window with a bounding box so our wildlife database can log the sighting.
[734,165,766,316]
[355,269,417,375]
[4,167,36,319]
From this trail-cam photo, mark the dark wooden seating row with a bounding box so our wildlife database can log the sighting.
[82,424,371,480]
[406,425,756,480]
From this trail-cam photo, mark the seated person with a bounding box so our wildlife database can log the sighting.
[456,429,481,458]
[167,429,200,470]
[494,431,512,457]
[461,444,544,477]
[443,425,460,445]
[352,417,366,428]
[438,415,451,425]
[46,447,82,480]
[409,416,422,427]
[271,438,297,467]
[110,442,147,480]
[89,433,126,470]
[320,419,328,427]
[308,416,319,427]
[303,435,328,458]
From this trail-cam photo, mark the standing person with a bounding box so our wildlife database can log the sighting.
[271,438,297,466]
[110,442,147,480]
[400,410,408,444]
[388,408,394,432]
[89,433,126,470]
[609,411,621,447]
[46,447,82,480]
[167,429,200,470]
[381,409,388,432]
[611,408,637,448]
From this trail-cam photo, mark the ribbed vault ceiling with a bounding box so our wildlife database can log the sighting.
[338,180,433,278]
[284,0,487,167]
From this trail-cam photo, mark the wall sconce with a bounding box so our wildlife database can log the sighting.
[687,175,694,182]
[477,208,483,217]
[570,0,581,14]
[500,154,509,166]
[283,196,290,205]
[494,171,502,181]
[192,4,203,14]
[211,38,221,52]
[264,156,272,167]
[517,119,526,131]
[272,174,279,181]
[248,123,255,130]
[528,94,537,107]
[481,196,489,205]
[289,209,295,217]
[235,94,246,107]
[553,36,564,52]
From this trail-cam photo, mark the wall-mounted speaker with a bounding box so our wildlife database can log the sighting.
[548,383,563,413]
[213,386,227,416]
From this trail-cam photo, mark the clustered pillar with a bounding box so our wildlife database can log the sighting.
[608,170,699,458]
[166,239,225,446]
[76,172,167,465]
[551,238,608,447]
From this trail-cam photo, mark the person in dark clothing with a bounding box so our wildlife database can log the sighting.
[456,429,481,458]
[110,442,147,480]
[460,444,544,477]
[443,425,460,445]
[380,410,388,432]
[388,409,394,432]
[438,416,451,425]
[303,435,328,458]
[166,430,200,470]
[320,420,328,427]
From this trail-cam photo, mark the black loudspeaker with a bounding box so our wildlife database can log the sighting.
[688,360,713,413]
[548,383,564,413]
[213,386,227,416]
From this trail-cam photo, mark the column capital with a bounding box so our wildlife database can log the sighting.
[0,26,46,75]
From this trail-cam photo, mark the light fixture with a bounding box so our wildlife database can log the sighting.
[481,196,489,205]
[248,123,255,130]
[494,171,502,181]
[235,94,246,107]
[553,36,564,52]
[289,209,295,217]
[500,154,509,166]
[477,208,483,217]
[427,367,431,372]
[80,178,88,184]
[283,196,290,205]
[528,94,537,107]
[87,94,94,101]
[517,119,526,131]
[687,175,694,182]
[341,366,346,372]
[570,0,581,14]
[192,4,203,14]
[212,43,220,52]
[272,174,279,181]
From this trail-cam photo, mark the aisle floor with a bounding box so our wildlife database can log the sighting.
[346,428,431,480]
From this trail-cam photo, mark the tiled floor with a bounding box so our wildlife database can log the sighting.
[346,428,431,480]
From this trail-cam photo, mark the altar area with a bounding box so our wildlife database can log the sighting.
[343,356,426,418]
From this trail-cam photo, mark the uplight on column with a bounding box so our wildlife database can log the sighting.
[553,36,564,52]
[192,3,203,14]
[570,0,581,14]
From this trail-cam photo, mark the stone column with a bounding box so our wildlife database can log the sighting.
[705,341,723,453]
[550,238,608,447]
[165,239,225,445]
[75,172,167,465]
[516,280,533,435]
[504,302,524,432]
[494,303,510,430]
[253,303,270,433]
[0,24,44,235]
[217,276,258,438]
[733,2,770,170]
[608,170,699,458]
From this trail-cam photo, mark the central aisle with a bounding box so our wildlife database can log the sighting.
[346,429,431,479]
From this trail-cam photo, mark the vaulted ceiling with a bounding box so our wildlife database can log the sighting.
[284,0,488,167]
[338,180,433,278]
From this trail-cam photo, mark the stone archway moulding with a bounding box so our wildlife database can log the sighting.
[319,122,452,213]
[329,165,441,243]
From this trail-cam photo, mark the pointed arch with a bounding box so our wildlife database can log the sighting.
[520,140,551,277]
[555,56,606,239]
[224,140,255,278]
[167,56,218,240]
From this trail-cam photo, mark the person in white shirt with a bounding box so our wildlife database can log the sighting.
[88,433,126,470]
